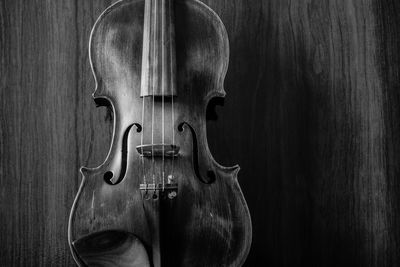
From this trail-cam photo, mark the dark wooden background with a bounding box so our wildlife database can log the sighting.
[1,0,400,266]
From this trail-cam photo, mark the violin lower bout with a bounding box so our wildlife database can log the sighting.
[69,164,251,267]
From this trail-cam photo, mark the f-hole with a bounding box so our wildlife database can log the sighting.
[178,122,215,184]
[104,123,142,185]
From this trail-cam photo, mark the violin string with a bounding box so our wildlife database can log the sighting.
[170,0,175,182]
[161,0,165,191]
[151,0,156,188]
[141,0,151,190]
[141,83,146,187]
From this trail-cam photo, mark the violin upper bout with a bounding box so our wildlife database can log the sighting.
[89,0,144,99]
[175,0,229,101]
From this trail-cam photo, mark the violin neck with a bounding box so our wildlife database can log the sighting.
[141,0,177,97]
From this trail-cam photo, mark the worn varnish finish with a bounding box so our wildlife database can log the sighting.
[68,0,251,266]
[1,0,400,266]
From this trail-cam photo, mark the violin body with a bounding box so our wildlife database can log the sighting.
[68,0,252,266]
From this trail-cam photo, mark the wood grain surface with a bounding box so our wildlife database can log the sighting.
[69,0,251,266]
[1,0,400,266]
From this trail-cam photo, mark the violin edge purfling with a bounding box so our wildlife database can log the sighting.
[68,0,252,266]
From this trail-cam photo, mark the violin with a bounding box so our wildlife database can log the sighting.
[68,0,252,266]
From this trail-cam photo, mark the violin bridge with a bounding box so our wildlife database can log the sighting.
[140,183,178,200]
[136,144,180,157]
